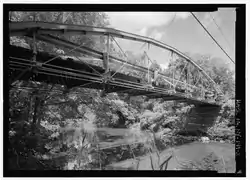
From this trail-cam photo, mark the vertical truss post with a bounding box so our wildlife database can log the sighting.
[174,61,188,88]
[186,62,189,91]
[153,69,159,86]
[32,30,38,73]
[101,34,111,96]
[33,31,37,61]
[147,44,150,84]
[200,78,205,100]
[31,16,38,84]
[171,51,175,86]
[146,43,154,87]
[147,56,150,84]
[103,34,110,73]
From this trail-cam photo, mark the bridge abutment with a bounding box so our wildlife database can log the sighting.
[183,105,221,135]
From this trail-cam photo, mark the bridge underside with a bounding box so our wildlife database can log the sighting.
[8,45,219,107]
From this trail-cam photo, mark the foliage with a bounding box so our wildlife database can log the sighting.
[9,11,109,56]
[8,11,110,170]
[9,86,59,170]
[8,11,235,171]
[206,99,235,143]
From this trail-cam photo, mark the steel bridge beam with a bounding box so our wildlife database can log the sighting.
[10,25,216,96]
[8,45,220,107]
[9,21,219,93]
[34,34,213,95]
[35,34,154,76]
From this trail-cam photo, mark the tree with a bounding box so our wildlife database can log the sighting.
[9,12,109,54]
[9,11,111,170]
[9,11,236,170]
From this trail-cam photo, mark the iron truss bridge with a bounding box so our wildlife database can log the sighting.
[9,21,222,107]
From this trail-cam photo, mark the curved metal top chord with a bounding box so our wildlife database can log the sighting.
[9,21,219,93]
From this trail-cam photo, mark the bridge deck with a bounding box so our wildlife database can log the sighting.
[8,45,219,107]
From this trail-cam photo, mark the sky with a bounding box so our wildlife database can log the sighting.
[105,9,235,70]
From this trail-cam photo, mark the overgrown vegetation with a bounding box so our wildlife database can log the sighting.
[8,11,235,170]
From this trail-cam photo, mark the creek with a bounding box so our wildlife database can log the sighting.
[106,141,235,172]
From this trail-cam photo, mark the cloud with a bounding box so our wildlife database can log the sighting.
[107,12,190,34]
[138,27,148,36]
[106,12,191,56]
[150,30,163,41]
[176,12,191,19]
[107,12,191,40]
[107,12,173,31]
[138,28,164,41]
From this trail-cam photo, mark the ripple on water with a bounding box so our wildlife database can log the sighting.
[163,141,235,171]
[106,141,235,172]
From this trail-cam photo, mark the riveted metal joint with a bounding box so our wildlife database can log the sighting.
[101,71,114,83]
